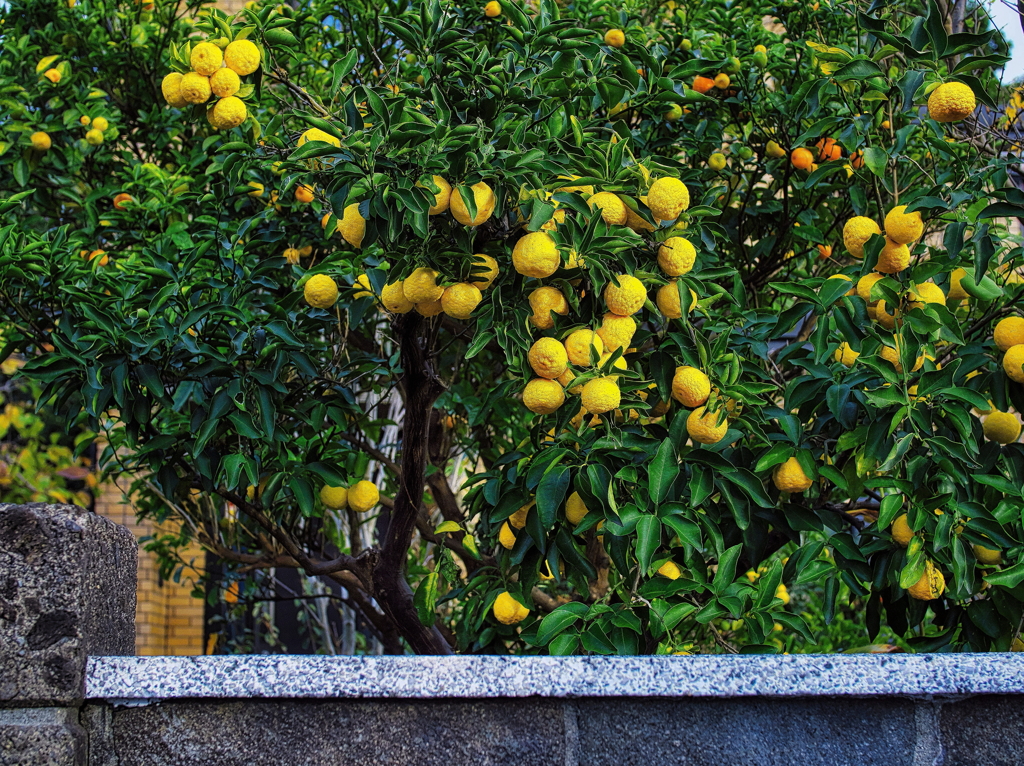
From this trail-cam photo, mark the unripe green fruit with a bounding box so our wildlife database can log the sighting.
[752,51,767,68]
[736,146,753,160]
[724,56,742,74]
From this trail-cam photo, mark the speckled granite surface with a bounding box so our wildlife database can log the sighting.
[85,654,1024,702]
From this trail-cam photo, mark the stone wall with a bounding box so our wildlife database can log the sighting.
[93,483,206,656]
[6,502,1024,766]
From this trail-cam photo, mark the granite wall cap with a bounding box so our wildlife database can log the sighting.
[86,653,1024,703]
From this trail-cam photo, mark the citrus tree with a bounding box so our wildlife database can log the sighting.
[2,0,1023,655]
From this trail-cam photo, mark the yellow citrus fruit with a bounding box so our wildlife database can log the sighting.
[441,283,482,319]
[565,492,589,525]
[884,205,923,245]
[179,72,211,103]
[528,286,569,329]
[320,485,348,510]
[672,366,711,407]
[708,152,727,171]
[714,73,730,89]
[948,268,969,300]
[30,131,51,151]
[973,544,1002,566]
[513,231,560,278]
[834,342,859,367]
[353,274,373,299]
[348,480,379,512]
[766,140,786,159]
[91,116,109,131]
[469,253,499,290]
[564,329,603,367]
[927,81,976,123]
[303,274,339,309]
[43,68,61,83]
[625,197,657,232]
[190,41,223,75]
[875,238,910,274]
[604,28,625,47]
[909,282,945,309]
[208,96,247,129]
[588,192,628,225]
[523,378,565,414]
[224,39,261,76]
[874,300,900,331]
[247,181,264,197]
[404,267,444,304]
[647,177,690,221]
[686,406,728,444]
[484,0,501,16]
[499,522,516,549]
[294,184,315,203]
[382,281,414,313]
[283,247,300,264]
[416,298,444,317]
[529,337,569,379]
[556,367,581,394]
[879,344,903,373]
[842,216,882,258]
[208,67,241,98]
[493,591,529,624]
[451,181,495,226]
[596,312,636,351]
[994,317,1024,352]
[581,377,620,414]
[337,203,366,248]
[84,128,104,146]
[417,175,452,214]
[509,502,533,529]
[1004,344,1024,383]
[856,273,884,303]
[658,237,697,276]
[890,514,913,547]
[907,560,945,601]
[773,457,813,493]
[298,128,341,148]
[656,281,696,318]
[161,72,188,107]
[657,560,682,579]
[604,274,646,316]
[983,410,1022,444]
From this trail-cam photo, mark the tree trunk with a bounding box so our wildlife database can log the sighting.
[373,312,453,655]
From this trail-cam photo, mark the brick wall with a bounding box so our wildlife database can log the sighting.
[94,482,207,656]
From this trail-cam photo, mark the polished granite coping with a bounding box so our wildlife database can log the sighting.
[85,653,1024,702]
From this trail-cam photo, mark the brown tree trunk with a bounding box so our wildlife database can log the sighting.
[372,312,453,655]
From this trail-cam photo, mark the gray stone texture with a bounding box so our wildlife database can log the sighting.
[575,697,915,766]
[97,699,567,766]
[0,707,86,766]
[940,695,1024,765]
[0,503,136,707]
[87,653,1024,701]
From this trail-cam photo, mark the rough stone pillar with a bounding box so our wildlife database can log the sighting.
[0,503,136,765]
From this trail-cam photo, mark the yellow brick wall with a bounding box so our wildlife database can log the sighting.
[94,481,207,656]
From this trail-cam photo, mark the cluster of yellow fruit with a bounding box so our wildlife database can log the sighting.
[516,177,730,444]
[989,316,1024,444]
[318,479,380,513]
[160,39,260,130]
[308,173,499,319]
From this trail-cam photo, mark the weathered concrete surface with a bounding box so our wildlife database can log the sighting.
[92,699,567,766]
[940,695,1024,765]
[0,707,86,766]
[0,503,136,708]
[575,697,916,766]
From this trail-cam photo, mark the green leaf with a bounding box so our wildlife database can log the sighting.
[648,438,678,505]
[635,515,661,573]
[833,59,884,81]
[862,146,888,177]
[536,463,571,529]
[536,603,587,645]
[985,563,1024,590]
[877,494,904,529]
[712,544,743,594]
[414,572,439,625]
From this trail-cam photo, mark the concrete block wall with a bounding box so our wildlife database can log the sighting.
[7,502,1024,766]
